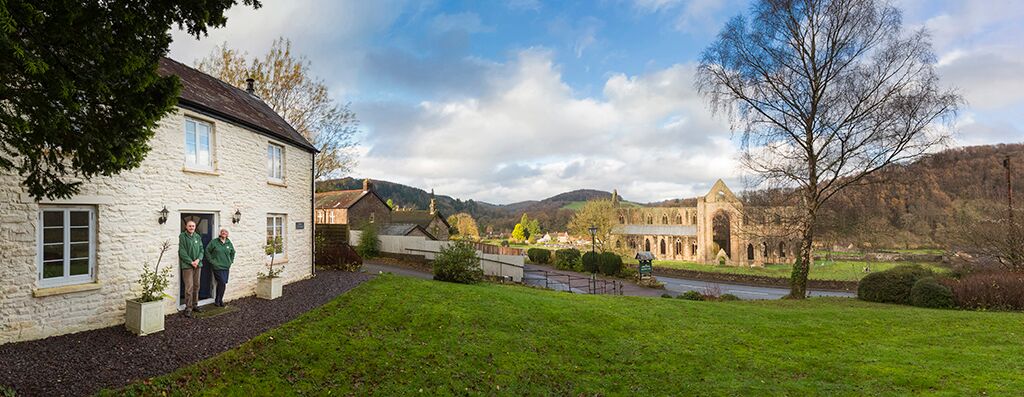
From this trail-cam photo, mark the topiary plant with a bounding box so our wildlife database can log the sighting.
[678,290,704,301]
[858,264,935,304]
[581,251,600,273]
[910,277,955,309]
[432,240,483,284]
[598,252,623,276]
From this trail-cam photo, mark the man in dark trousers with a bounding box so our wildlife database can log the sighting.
[178,220,204,317]
[205,228,235,307]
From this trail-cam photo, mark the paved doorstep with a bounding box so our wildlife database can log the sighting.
[0,271,373,397]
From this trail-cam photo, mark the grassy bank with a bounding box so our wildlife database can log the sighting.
[113,275,1023,396]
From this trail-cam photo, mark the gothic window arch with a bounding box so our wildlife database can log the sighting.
[747,244,755,261]
[646,216,653,224]
[662,215,669,224]
[616,240,622,249]
[676,215,683,224]
[660,239,666,255]
[674,238,682,255]
[645,239,651,252]
[691,242,698,256]
[619,215,625,224]
[779,242,786,258]
[762,242,768,258]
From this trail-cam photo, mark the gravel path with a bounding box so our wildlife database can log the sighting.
[0,270,373,397]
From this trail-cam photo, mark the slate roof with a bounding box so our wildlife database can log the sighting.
[391,210,450,229]
[613,224,697,236]
[158,57,316,152]
[315,190,368,209]
[379,223,436,240]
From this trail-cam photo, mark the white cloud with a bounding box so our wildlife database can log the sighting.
[355,49,738,203]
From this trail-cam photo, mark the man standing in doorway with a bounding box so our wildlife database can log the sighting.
[179,220,204,317]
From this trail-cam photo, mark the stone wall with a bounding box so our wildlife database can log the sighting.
[0,107,314,344]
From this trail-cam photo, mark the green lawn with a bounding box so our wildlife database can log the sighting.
[645,259,945,281]
[113,275,1024,396]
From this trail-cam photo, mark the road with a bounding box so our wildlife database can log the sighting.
[363,261,855,300]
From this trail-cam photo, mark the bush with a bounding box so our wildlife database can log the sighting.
[942,271,1024,311]
[581,251,600,273]
[356,223,381,259]
[858,264,935,304]
[432,241,483,284]
[678,290,704,301]
[661,293,673,298]
[598,252,623,276]
[527,248,551,264]
[554,248,581,271]
[909,277,954,309]
[719,293,740,301]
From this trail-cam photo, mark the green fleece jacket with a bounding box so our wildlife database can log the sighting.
[205,237,235,271]
[178,231,204,270]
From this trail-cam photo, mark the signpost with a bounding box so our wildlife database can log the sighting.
[635,251,655,279]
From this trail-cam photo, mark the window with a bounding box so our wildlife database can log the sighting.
[266,214,286,258]
[38,207,95,287]
[267,143,284,181]
[184,118,213,169]
[661,215,669,224]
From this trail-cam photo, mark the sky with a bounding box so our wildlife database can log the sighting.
[169,0,1024,204]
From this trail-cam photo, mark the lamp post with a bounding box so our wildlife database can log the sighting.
[588,225,598,253]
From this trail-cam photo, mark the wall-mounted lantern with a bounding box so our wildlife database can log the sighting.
[158,206,169,225]
[232,209,242,224]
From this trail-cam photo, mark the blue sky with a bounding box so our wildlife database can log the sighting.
[170,0,1024,204]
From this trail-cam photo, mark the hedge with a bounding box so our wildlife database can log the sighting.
[527,248,551,264]
[598,252,623,276]
[858,264,934,304]
[909,277,954,309]
[553,248,582,271]
[581,251,600,273]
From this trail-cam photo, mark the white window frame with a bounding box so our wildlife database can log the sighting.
[267,142,285,182]
[266,214,286,261]
[184,117,214,170]
[37,206,97,288]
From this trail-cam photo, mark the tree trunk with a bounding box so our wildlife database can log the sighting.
[789,228,814,298]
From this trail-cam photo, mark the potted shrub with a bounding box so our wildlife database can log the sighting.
[257,236,285,299]
[126,241,172,336]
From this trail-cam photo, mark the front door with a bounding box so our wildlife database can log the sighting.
[180,213,217,308]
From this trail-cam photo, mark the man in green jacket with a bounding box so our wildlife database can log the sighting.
[205,228,235,307]
[178,220,204,317]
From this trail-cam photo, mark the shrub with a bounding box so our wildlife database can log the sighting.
[356,223,381,259]
[678,290,704,301]
[719,293,740,301]
[661,293,673,298]
[598,252,623,276]
[581,251,600,273]
[500,240,510,247]
[526,248,551,264]
[858,264,934,304]
[909,277,955,309]
[554,248,582,271]
[432,240,483,284]
[136,241,172,302]
[942,272,1024,311]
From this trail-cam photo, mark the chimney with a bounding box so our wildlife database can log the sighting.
[245,78,256,95]
[363,178,372,192]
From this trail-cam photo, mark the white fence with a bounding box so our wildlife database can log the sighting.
[350,231,524,282]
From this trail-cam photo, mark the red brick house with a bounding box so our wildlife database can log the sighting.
[314,180,391,229]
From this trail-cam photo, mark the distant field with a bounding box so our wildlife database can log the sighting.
[111,275,1024,396]
[631,258,946,282]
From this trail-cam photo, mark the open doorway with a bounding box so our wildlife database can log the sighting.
[179,213,218,309]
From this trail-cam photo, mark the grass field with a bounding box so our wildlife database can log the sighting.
[113,275,1024,396]
[645,259,946,281]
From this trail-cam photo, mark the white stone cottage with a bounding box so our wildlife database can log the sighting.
[0,58,317,344]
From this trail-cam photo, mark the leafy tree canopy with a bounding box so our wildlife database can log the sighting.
[1,0,260,200]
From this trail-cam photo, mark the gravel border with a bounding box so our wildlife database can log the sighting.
[0,270,373,396]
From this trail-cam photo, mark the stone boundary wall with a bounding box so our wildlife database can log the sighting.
[351,231,524,282]
[653,267,858,292]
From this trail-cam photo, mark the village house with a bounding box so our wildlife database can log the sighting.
[314,179,392,228]
[0,58,316,344]
[389,198,450,240]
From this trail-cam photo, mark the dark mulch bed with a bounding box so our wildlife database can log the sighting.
[0,270,373,397]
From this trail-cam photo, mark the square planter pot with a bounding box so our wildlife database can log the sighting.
[256,277,283,300]
[125,299,165,336]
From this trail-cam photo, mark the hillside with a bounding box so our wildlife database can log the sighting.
[117,275,1024,395]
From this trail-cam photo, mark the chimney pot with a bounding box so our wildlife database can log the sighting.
[245,78,256,94]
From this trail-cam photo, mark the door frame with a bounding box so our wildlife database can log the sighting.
[178,211,219,310]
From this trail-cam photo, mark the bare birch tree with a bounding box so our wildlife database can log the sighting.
[696,0,961,298]
[197,38,359,179]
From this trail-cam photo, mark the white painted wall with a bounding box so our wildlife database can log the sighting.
[351,231,524,282]
[0,107,314,344]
